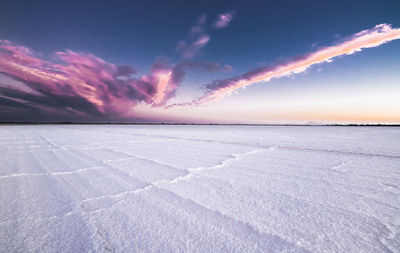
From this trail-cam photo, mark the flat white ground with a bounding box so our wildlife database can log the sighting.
[0,125,399,252]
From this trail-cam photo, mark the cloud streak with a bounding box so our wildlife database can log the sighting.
[174,23,400,106]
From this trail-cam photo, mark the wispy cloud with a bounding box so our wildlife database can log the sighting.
[214,11,234,29]
[177,14,210,59]
[172,24,400,107]
[176,11,235,58]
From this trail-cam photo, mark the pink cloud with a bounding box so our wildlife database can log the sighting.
[214,11,234,29]
[177,14,211,59]
[177,34,210,59]
[169,23,400,107]
[0,42,178,119]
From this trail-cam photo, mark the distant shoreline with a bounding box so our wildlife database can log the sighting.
[0,122,399,127]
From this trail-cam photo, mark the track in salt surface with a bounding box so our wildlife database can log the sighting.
[0,125,399,252]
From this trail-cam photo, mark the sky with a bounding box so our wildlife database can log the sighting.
[0,0,399,124]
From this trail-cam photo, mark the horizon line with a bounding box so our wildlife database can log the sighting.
[0,122,399,127]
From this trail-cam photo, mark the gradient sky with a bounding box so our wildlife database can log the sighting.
[0,0,399,123]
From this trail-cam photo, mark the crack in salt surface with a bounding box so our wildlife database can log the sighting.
[100,148,182,171]
[0,184,156,225]
[76,147,273,205]
[161,148,270,184]
[0,166,104,179]
[329,161,351,172]
[80,185,154,203]
[61,125,400,159]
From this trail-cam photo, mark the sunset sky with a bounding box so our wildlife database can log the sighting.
[1,0,399,124]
